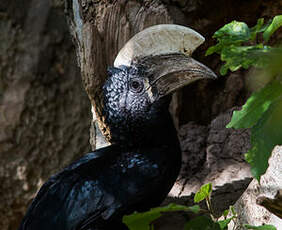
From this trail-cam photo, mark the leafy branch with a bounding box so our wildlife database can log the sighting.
[206,16,282,76]
[123,183,277,230]
[206,15,282,181]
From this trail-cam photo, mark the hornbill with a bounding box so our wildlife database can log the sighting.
[18,25,217,230]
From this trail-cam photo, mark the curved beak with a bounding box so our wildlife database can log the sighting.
[137,53,217,98]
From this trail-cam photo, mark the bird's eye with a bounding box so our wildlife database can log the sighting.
[130,80,143,93]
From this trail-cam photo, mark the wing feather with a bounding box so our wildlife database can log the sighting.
[19,145,120,230]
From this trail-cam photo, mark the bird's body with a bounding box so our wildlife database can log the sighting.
[18,25,216,230]
[20,144,181,230]
[19,66,181,230]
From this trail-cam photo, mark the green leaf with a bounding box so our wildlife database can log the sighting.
[206,21,251,56]
[250,18,265,40]
[185,216,221,230]
[185,205,201,213]
[218,218,232,230]
[206,17,281,75]
[230,206,236,216]
[219,44,271,76]
[206,43,223,56]
[267,48,282,77]
[194,183,212,203]
[222,209,229,218]
[245,96,282,181]
[123,204,200,230]
[244,224,277,230]
[213,21,251,43]
[227,80,282,129]
[263,15,282,42]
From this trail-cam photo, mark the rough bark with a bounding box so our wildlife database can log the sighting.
[0,1,91,229]
[228,146,282,229]
[64,0,174,148]
[172,107,252,204]
[155,108,252,229]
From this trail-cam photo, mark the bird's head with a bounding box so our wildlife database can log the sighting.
[101,25,217,144]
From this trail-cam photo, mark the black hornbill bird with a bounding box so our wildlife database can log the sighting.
[18,25,217,230]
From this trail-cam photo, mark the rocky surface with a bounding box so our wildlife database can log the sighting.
[229,146,282,229]
[154,108,252,229]
[0,1,91,229]
[172,107,252,203]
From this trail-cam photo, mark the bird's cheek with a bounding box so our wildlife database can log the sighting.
[119,93,128,113]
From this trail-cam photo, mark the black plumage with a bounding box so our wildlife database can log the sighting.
[18,64,182,230]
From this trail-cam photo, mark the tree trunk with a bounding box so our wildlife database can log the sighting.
[64,0,175,148]
[228,146,282,229]
[0,1,91,229]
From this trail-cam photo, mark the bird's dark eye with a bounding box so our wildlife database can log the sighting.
[130,80,143,93]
